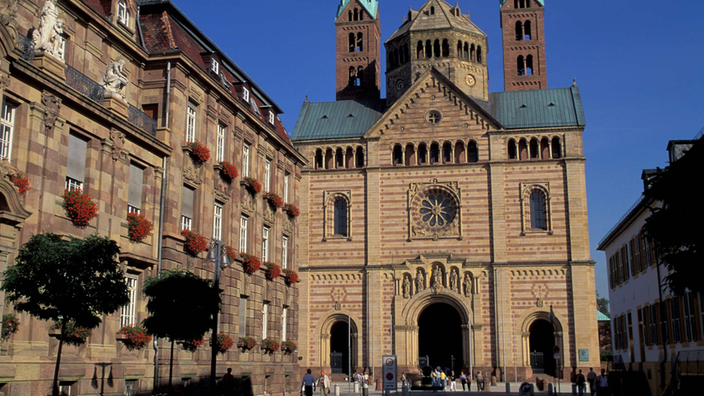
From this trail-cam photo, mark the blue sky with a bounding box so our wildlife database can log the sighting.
[171,0,704,299]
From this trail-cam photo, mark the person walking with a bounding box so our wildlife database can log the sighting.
[317,370,330,396]
[576,369,586,396]
[459,371,467,391]
[301,368,316,396]
[476,371,484,392]
[219,367,236,396]
[596,369,609,396]
[431,368,438,387]
[440,368,446,389]
[449,371,457,391]
[587,367,597,396]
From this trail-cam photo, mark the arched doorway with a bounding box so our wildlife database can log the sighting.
[529,319,556,375]
[330,321,350,375]
[418,303,464,372]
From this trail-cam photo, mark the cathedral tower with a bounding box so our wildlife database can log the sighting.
[500,0,548,91]
[335,0,381,101]
[384,0,489,105]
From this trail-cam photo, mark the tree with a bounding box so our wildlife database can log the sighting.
[142,269,221,390]
[596,293,610,316]
[643,137,704,296]
[1,233,129,396]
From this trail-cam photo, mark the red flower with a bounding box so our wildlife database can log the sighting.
[264,192,284,209]
[283,269,299,285]
[261,337,279,353]
[216,333,234,354]
[51,320,92,346]
[243,177,262,194]
[182,337,205,352]
[225,245,237,262]
[61,189,98,228]
[117,325,152,350]
[1,313,20,341]
[127,212,153,243]
[9,171,30,196]
[238,336,257,351]
[265,262,281,281]
[219,161,239,182]
[240,253,261,275]
[284,203,301,218]
[187,141,211,164]
[181,230,208,257]
[282,340,297,354]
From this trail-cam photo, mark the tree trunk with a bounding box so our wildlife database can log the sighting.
[52,319,67,396]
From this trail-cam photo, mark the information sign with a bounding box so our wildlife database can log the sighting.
[382,355,397,390]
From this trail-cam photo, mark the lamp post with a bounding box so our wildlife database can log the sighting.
[207,239,231,395]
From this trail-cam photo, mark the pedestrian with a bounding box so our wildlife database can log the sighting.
[431,368,438,387]
[587,367,597,396]
[219,367,236,396]
[449,371,457,391]
[317,370,330,396]
[460,371,467,391]
[363,371,369,386]
[476,371,484,392]
[596,369,609,396]
[440,368,446,389]
[301,368,316,396]
[576,369,586,396]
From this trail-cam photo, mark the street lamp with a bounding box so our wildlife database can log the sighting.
[207,239,230,395]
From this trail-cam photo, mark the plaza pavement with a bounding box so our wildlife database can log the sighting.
[327,381,584,396]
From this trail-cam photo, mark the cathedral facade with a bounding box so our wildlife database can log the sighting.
[291,0,600,381]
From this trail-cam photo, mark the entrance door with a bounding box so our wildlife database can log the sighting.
[330,352,343,373]
[330,321,350,375]
[530,352,545,374]
[418,303,464,371]
[529,320,556,377]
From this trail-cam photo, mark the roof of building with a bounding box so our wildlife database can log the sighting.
[336,0,379,20]
[488,86,586,129]
[500,0,545,7]
[387,0,485,42]
[291,99,386,141]
[597,311,610,322]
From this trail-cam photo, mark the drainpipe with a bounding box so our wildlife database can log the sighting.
[165,62,171,128]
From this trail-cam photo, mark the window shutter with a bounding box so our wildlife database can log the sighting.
[182,186,195,219]
[67,134,88,182]
[129,164,144,208]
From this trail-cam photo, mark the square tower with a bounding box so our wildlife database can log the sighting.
[501,0,548,91]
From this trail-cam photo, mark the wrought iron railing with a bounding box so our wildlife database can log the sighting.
[128,105,157,137]
[16,33,35,62]
[64,65,105,103]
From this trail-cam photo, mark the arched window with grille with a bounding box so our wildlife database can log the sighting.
[393,145,403,166]
[467,141,478,162]
[552,137,562,158]
[508,140,517,160]
[356,147,365,168]
[334,199,348,236]
[530,191,547,230]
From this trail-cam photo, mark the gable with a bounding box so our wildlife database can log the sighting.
[364,68,502,140]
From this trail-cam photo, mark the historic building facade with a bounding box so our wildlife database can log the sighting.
[0,0,303,395]
[292,0,600,382]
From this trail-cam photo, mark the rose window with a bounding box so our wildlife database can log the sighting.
[419,194,456,227]
[410,185,460,238]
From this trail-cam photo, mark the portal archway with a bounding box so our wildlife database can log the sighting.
[418,302,464,372]
[529,319,555,375]
[318,312,360,375]
[330,321,350,374]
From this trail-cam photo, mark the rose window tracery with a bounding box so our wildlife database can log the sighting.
[419,193,456,227]
[408,181,462,240]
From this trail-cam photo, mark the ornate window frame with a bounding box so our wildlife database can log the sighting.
[323,190,351,241]
[519,182,553,235]
[407,179,463,241]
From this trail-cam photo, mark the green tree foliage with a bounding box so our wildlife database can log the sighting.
[1,233,129,395]
[643,138,704,296]
[596,293,610,316]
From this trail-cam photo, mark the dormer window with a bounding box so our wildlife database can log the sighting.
[211,59,219,75]
[242,88,250,102]
[269,111,275,125]
[251,98,260,116]
[117,1,129,26]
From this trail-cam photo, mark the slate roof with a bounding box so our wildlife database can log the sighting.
[387,0,485,43]
[336,0,379,20]
[489,86,586,129]
[500,0,544,7]
[291,99,386,141]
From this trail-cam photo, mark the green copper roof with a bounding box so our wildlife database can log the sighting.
[336,0,379,20]
[488,86,586,129]
[500,0,544,7]
[597,311,610,321]
[291,99,386,141]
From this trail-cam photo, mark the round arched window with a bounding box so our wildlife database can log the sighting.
[425,110,442,126]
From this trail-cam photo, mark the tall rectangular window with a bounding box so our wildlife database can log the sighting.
[117,1,129,25]
[128,163,144,214]
[660,301,669,345]
[671,297,682,344]
[120,274,138,327]
[634,236,642,273]
[186,103,197,143]
[262,303,269,339]
[239,297,247,337]
[216,123,226,162]
[284,172,290,202]
[0,100,16,160]
[334,200,348,236]
[650,304,659,345]
[269,111,275,125]
[181,185,194,231]
[282,236,288,269]
[242,88,250,102]
[213,202,223,240]
[643,233,652,267]
[621,246,630,281]
[242,143,250,177]
[239,216,248,253]
[629,239,636,275]
[66,133,87,191]
[683,290,698,342]
[264,159,271,191]
[643,305,651,346]
[262,226,269,262]
[529,191,547,230]
[282,307,288,341]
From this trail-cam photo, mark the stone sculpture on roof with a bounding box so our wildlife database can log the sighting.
[32,0,65,61]
[101,60,129,101]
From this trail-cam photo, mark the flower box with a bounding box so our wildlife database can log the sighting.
[117,325,152,350]
[263,192,284,209]
[215,333,234,354]
[241,253,261,275]
[182,337,205,352]
[284,203,301,218]
[281,340,296,354]
[1,313,20,341]
[127,212,152,243]
[238,336,257,351]
[50,321,92,346]
[181,230,208,257]
[283,269,299,286]
[265,262,281,281]
[218,161,239,183]
[261,338,279,354]
[8,171,30,196]
[186,141,210,164]
[61,189,98,228]
[225,245,238,262]
[243,177,262,194]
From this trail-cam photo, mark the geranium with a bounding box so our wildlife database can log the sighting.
[219,161,239,182]
[187,141,210,164]
[182,337,205,352]
[241,253,261,275]
[263,192,284,209]
[265,262,281,281]
[261,337,279,353]
[281,340,297,354]
[9,171,30,196]
[51,320,92,346]
[238,336,257,351]
[284,204,301,218]
[283,269,299,285]
[117,325,152,350]
[216,333,234,354]
[127,212,153,243]
[243,177,262,194]
[61,189,98,228]
[181,230,208,257]
[1,313,20,341]
[225,245,237,262]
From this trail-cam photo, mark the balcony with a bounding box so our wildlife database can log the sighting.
[64,65,105,103]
